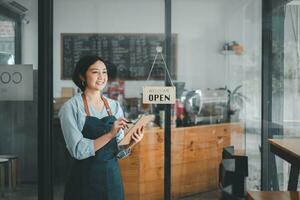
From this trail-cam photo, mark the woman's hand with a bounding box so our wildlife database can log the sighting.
[131,126,144,144]
[109,118,127,138]
[94,118,127,153]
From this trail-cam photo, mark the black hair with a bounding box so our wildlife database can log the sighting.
[72,55,107,92]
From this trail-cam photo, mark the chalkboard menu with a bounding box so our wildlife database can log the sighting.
[61,33,177,80]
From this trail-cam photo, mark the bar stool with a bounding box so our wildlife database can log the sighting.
[0,158,8,197]
[0,155,19,190]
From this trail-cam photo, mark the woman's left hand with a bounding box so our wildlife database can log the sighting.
[131,126,144,144]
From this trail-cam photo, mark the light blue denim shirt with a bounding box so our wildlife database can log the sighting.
[58,93,124,160]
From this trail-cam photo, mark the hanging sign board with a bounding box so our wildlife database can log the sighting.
[143,46,176,104]
[0,65,33,101]
[143,86,176,104]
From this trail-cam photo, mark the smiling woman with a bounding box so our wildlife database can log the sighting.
[59,55,144,200]
[82,61,108,92]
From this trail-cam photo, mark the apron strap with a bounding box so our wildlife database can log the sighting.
[101,96,113,116]
[81,93,112,116]
[82,93,91,116]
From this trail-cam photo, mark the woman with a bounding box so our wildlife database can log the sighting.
[59,55,143,200]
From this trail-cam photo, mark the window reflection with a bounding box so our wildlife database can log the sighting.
[0,17,15,65]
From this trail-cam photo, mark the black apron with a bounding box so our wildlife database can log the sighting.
[64,94,124,200]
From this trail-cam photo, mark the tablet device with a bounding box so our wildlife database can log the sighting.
[119,114,155,146]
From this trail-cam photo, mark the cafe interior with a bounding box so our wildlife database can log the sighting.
[0,0,300,199]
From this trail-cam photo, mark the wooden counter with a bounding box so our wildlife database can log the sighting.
[119,123,244,200]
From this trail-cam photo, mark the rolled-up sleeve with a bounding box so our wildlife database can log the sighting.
[114,101,125,144]
[58,102,95,160]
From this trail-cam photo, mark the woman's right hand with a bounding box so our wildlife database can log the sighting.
[109,118,127,138]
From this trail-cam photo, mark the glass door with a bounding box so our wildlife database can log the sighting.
[266,0,300,191]
[170,0,262,199]
[0,1,39,199]
[52,0,165,199]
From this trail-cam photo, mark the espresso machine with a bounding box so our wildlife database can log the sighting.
[179,88,228,126]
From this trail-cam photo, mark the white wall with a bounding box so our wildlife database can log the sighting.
[53,0,165,97]
[53,0,261,97]
[224,0,262,124]
[172,0,227,90]
[15,0,261,99]
[53,0,231,97]
[224,0,262,88]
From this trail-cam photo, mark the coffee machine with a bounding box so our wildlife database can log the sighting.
[179,88,228,125]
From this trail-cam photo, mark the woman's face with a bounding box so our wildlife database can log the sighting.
[84,60,108,91]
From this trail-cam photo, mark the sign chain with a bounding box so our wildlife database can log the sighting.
[146,48,174,86]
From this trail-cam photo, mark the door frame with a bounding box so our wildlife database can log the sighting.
[38,0,53,199]
[38,0,293,198]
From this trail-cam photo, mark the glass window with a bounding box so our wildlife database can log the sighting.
[52,1,165,199]
[0,1,38,199]
[0,15,15,64]
[270,0,300,190]
[171,0,262,198]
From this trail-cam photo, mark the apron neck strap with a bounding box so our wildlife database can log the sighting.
[101,95,113,116]
[81,93,112,116]
[82,93,90,116]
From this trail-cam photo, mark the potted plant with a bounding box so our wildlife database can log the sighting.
[222,85,248,122]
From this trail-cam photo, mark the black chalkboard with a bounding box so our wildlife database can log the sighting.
[61,33,177,80]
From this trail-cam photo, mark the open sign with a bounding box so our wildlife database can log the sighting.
[143,86,176,104]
